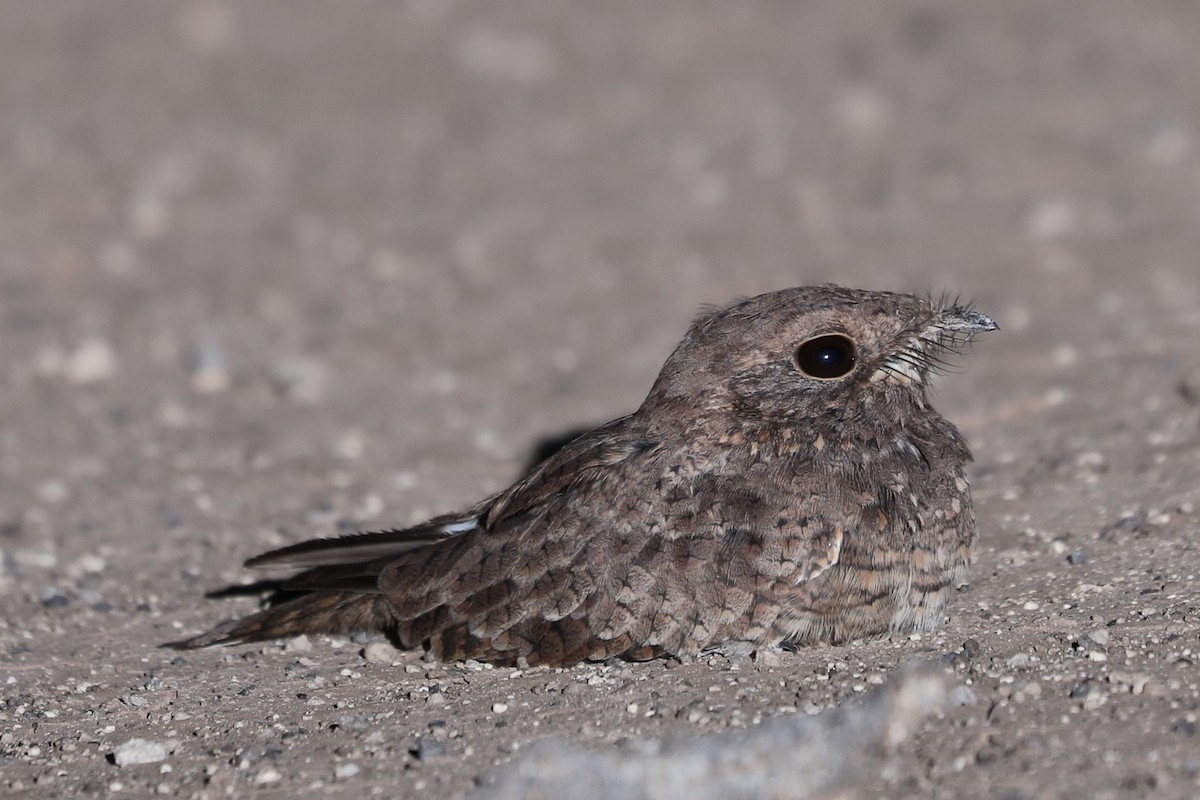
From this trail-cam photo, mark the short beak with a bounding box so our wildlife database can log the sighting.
[940,306,999,333]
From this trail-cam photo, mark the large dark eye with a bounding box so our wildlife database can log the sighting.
[794,334,857,380]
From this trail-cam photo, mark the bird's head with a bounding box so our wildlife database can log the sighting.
[644,285,997,427]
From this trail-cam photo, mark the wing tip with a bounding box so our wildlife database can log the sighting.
[243,523,475,570]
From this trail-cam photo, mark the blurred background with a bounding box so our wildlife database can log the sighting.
[2,0,1199,596]
[5,4,1200,796]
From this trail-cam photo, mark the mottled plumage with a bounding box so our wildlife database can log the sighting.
[176,285,996,666]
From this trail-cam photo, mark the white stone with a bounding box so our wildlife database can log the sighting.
[112,738,167,766]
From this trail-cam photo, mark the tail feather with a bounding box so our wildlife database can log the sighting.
[169,591,394,649]
[245,514,482,570]
[171,515,482,650]
[246,528,457,570]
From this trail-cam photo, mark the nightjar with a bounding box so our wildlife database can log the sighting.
[176,285,996,666]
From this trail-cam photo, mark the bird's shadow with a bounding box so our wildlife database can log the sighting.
[521,425,594,471]
[203,579,294,599]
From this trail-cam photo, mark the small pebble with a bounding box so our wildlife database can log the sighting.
[15,550,57,570]
[285,635,312,654]
[335,429,366,460]
[363,641,397,663]
[492,702,509,713]
[66,338,117,384]
[415,737,447,761]
[949,685,978,706]
[190,342,230,393]
[1027,198,1076,240]
[334,762,360,779]
[74,554,108,575]
[453,28,556,83]
[255,767,282,784]
[40,587,69,608]
[37,480,69,504]
[112,739,168,767]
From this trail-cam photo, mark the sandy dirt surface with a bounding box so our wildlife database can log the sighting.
[2,2,1200,798]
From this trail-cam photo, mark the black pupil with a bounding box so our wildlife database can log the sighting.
[796,335,856,379]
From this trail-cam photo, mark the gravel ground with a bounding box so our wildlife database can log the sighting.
[2,2,1200,798]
